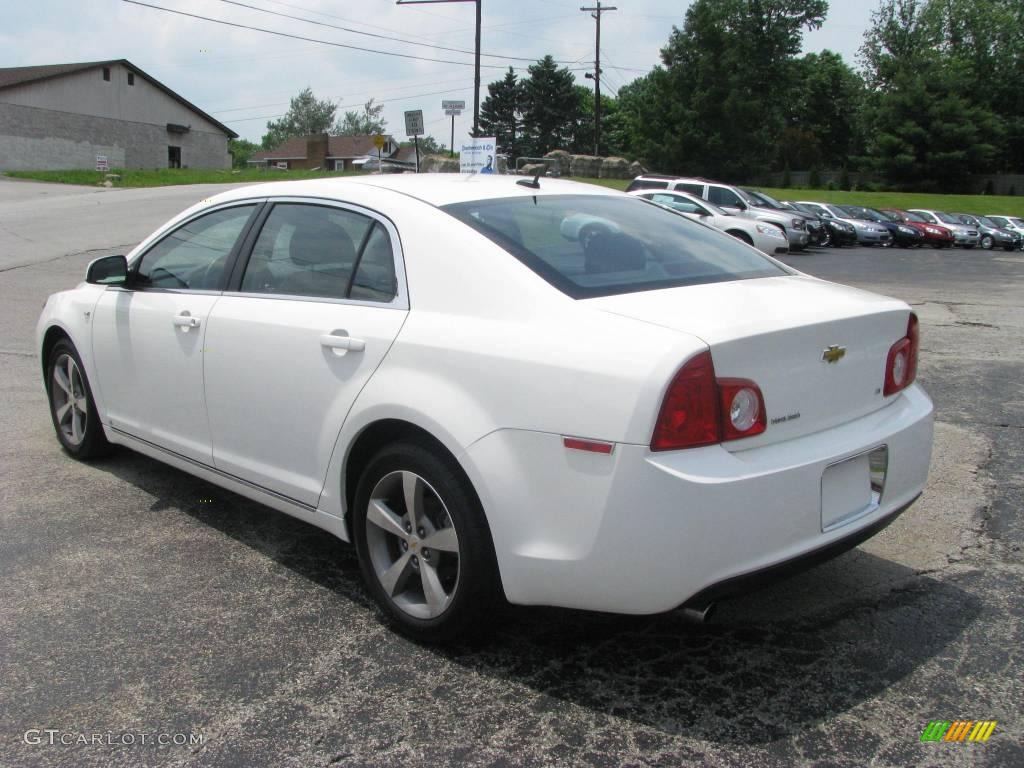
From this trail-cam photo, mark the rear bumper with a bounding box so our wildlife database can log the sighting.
[462,385,933,615]
[682,492,919,609]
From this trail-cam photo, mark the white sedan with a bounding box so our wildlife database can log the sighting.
[628,188,789,255]
[37,175,933,641]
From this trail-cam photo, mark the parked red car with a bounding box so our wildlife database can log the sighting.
[880,208,955,248]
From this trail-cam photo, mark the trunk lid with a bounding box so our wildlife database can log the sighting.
[586,275,911,449]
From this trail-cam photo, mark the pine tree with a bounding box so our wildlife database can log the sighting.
[479,68,525,159]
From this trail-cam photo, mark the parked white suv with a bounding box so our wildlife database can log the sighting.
[626,175,810,250]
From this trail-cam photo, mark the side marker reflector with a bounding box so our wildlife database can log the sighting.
[563,437,614,454]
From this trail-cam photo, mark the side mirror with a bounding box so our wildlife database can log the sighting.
[734,201,747,211]
[820,212,833,219]
[86,254,128,285]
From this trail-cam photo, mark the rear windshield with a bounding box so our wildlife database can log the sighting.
[442,194,789,299]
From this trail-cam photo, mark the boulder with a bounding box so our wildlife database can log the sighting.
[519,162,547,177]
[599,156,631,179]
[542,149,571,176]
[420,154,460,173]
[569,154,603,178]
[628,161,646,178]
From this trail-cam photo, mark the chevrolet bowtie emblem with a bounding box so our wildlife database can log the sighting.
[822,345,846,364]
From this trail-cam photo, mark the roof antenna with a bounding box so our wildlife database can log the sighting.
[517,173,541,189]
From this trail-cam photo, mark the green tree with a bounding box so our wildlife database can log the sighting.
[401,135,443,156]
[858,0,1004,189]
[520,56,582,157]
[636,0,828,177]
[262,87,337,149]
[228,138,260,168]
[335,99,387,136]
[570,85,621,155]
[790,50,865,167]
[480,67,525,158]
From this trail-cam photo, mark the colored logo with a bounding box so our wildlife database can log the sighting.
[821,345,846,364]
[921,721,997,742]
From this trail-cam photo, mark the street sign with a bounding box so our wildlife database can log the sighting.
[373,134,385,150]
[404,110,424,137]
[95,155,108,171]
[441,100,466,111]
[444,109,461,116]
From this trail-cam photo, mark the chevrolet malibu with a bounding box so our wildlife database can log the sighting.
[37,175,933,642]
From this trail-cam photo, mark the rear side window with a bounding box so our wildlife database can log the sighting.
[240,203,396,302]
[675,182,705,196]
[646,193,703,214]
[442,194,789,299]
[625,179,669,192]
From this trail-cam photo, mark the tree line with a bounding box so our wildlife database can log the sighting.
[233,0,1023,192]
[480,0,1021,192]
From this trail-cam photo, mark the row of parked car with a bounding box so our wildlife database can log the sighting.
[625,174,1024,256]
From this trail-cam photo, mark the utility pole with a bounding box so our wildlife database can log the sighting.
[581,1,615,157]
[397,0,482,137]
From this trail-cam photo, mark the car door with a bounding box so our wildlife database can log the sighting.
[203,199,408,508]
[91,202,261,463]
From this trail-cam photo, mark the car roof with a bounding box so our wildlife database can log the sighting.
[211,173,618,208]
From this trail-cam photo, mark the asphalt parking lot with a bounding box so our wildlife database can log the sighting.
[1,177,1021,767]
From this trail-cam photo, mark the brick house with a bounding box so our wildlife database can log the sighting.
[249,134,402,171]
[0,59,236,170]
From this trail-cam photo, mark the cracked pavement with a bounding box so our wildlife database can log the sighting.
[0,178,1021,766]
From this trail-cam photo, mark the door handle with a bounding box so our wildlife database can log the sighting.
[173,314,201,329]
[320,333,365,352]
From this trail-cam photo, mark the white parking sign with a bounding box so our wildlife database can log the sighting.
[404,110,424,137]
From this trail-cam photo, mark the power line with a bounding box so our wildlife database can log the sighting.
[121,0,510,69]
[212,0,576,63]
[212,76,474,114]
[223,86,472,123]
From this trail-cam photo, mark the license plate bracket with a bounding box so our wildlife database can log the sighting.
[821,452,876,532]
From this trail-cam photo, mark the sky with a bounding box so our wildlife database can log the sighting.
[1,0,880,146]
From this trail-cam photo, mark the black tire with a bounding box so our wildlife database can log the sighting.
[980,235,993,250]
[46,338,111,460]
[352,441,502,643]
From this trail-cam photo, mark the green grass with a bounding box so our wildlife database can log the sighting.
[577,178,1023,215]
[758,187,1024,217]
[4,167,366,188]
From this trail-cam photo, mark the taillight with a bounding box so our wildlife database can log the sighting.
[884,313,919,396]
[651,352,766,451]
[718,379,767,441]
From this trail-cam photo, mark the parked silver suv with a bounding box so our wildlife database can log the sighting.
[626,175,810,249]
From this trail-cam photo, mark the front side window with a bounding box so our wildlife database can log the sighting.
[135,205,256,290]
[240,203,396,302]
[934,212,960,225]
[914,211,937,223]
[443,194,789,299]
[707,186,742,207]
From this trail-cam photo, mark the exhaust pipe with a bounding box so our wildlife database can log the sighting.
[680,602,716,624]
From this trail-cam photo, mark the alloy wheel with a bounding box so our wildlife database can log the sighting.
[364,470,461,619]
[51,353,88,446]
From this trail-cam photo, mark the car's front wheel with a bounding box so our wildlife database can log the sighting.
[980,235,994,250]
[353,441,501,642]
[46,338,110,459]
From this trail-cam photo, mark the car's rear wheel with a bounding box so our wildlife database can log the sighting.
[353,441,501,642]
[46,339,110,460]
